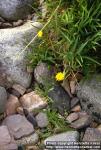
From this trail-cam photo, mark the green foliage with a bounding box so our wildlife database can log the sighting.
[38,109,73,140]
[28,0,101,76]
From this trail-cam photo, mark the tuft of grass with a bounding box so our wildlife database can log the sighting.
[28,0,101,78]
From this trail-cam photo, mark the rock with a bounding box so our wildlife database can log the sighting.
[0,0,34,21]
[48,84,70,114]
[44,131,79,150]
[23,108,37,127]
[36,112,48,128]
[5,94,20,116]
[78,111,88,118]
[97,124,101,132]
[34,62,53,86]
[83,128,101,141]
[71,115,92,129]
[7,88,21,98]
[76,74,101,123]
[0,21,42,88]
[16,133,39,146]
[0,86,7,113]
[71,105,81,112]
[16,107,24,115]
[13,20,23,27]
[66,113,79,123]
[62,78,73,98]
[0,126,17,150]
[12,84,26,95]
[70,80,76,94]
[20,91,47,112]
[0,16,5,22]
[71,97,80,108]
[3,114,34,139]
[2,22,12,28]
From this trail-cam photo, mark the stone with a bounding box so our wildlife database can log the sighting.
[2,22,12,28]
[62,78,73,98]
[66,113,79,123]
[23,108,37,127]
[0,16,5,22]
[20,91,47,112]
[3,114,34,139]
[76,74,101,123]
[13,20,23,27]
[16,107,24,115]
[78,111,88,118]
[36,112,49,128]
[44,131,79,150]
[0,21,42,88]
[5,94,20,116]
[71,97,80,108]
[71,115,92,129]
[7,88,21,98]
[83,128,101,141]
[0,126,17,150]
[48,84,70,114]
[71,105,81,112]
[97,124,101,132]
[12,84,26,95]
[0,0,34,21]
[16,133,39,146]
[34,62,53,86]
[0,86,7,113]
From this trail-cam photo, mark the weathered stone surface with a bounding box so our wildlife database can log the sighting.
[76,74,101,123]
[71,97,80,108]
[83,128,101,141]
[48,84,70,114]
[0,0,34,21]
[20,91,47,112]
[12,84,26,95]
[44,131,79,150]
[0,126,17,150]
[16,133,39,146]
[36,112,49,128]
[0,22,41,88]
[34,62,53,86]
[71,105,81,112]
[0,86,7,113]
[71,115,92,129]
[66,113,79,123]
[3,114,34,139]
[5,94,20,116]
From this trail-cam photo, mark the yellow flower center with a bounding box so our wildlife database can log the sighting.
[55,72,65,81]
[38,30,43,38]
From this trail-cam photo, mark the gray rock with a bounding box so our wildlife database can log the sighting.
[0,0,34,21]
[76,74,101,123]
[44,131,79,150]
[0,86,7,113]
[0,22,42,88]
[36,112,49,128]
[71,115,92,129]
[66,113,79,123]
[0,125,17,150]
[71,97,80,108]
[3,114,34,139]
[83,127,101,141]
[16,133,39,146]
[34,62,53,86]
[48,84,71,114]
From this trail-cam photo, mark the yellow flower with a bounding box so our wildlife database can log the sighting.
[55,72,65,81]
[38,30,43,38]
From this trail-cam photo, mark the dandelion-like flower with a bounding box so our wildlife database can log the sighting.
[55,72,65,81]
[38,30,43,38]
